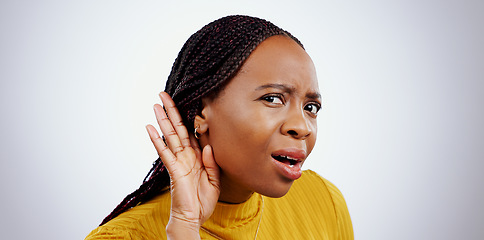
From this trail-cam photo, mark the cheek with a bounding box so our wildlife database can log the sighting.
[207,103,277,167]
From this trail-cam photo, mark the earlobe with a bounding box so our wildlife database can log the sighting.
[194,106,210,135]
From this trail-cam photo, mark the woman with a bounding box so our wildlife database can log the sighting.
[86,15,353,239]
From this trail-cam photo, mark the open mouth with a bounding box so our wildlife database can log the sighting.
[272,154,299,166]
[271,151,304,180]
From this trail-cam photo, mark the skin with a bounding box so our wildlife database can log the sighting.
[146,35,321,239]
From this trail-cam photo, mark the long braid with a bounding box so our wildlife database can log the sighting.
[100,15,303,226]
[100,158,169,225]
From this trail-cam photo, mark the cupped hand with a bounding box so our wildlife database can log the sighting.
[146,92,220,238]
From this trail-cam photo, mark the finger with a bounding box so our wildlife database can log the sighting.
[159,92,191,148]
[202,145,220,188]
[189,133,201,160]
[153,104,184,155]
[145,124,178,174]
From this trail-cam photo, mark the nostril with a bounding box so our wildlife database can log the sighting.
[287,130,298,136]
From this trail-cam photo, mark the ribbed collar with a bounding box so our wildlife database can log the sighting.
[200,193,263,239]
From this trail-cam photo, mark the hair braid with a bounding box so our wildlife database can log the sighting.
[100,15,303,225]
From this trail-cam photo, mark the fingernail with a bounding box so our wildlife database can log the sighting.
[153,105,160,114]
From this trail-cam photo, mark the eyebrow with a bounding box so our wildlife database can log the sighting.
[255,83,321,100]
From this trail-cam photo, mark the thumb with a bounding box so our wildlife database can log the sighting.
[202,145,220,188]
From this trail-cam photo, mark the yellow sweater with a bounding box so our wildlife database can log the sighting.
[86,170,353,239]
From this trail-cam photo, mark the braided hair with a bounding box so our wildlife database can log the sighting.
[100,15,304,225]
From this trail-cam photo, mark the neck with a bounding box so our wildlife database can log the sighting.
[217,172,254,203]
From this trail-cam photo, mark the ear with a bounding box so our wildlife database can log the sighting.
[194,104,210,135]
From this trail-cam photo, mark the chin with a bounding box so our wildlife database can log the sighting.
[257,181,294,198]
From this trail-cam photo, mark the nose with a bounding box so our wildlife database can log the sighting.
[281,105,312,139]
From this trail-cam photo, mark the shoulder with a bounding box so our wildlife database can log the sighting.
[265,169,343,219]
[280,170,344,211]
[282,169,354,239]
[85,225,137,240]
[85,192,171,240]
[286,169,341,200]
[296,169,346,202]
[303,170,354,239]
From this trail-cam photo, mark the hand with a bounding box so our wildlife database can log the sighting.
[146,92,220,239]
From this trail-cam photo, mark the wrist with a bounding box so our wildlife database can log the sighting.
[166,216,200,240]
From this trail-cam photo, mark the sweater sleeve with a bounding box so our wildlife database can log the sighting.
[321,177,354,240]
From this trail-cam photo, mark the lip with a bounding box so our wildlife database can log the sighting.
[271,148,307,180]
[272,148,307,161]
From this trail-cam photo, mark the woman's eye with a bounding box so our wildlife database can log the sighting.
[262,95,284,104]
[304,103,321,115]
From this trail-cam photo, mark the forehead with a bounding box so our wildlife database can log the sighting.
[229,35,319,93]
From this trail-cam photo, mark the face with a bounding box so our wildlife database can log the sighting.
[197,35,321,203]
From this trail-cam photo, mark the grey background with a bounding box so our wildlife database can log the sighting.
[1,0,483,239]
